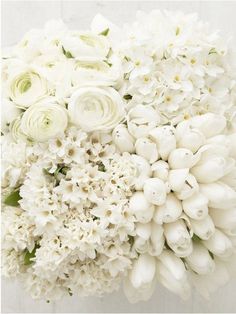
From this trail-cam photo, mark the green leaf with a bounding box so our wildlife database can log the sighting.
[4,189,21,207]
[99,28,109,36]
[62,46,74,58]
[24,244,39,265]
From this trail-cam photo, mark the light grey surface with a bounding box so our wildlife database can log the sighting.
[1,1,236,313]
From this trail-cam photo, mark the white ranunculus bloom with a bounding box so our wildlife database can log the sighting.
[200,182,236,209]
[164,220,193,257]
[210,208,236,236]
[149,223,165,256]
[135,137,158,163]
[168,148,197,169]
[129,192,155,223]
[7,67,49,108]
[127,105,160,139]
[10,116,28,142]
[186,242,215,275]
[156,250,191,300]
[203,229,233,259]
[175,174,199,200]
[149,126,176,161]
[154,193,182,224]
[68,87,125,132]
[112,124,135,153]
[20,100,68,142]
[143,178,167,205]
[190,215,215,240]
[1,99,22,132]
[151,160,169,181]
[130,155,152,190]
[182,193,209,220]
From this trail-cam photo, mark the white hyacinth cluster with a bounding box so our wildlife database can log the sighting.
[1,10,236,303]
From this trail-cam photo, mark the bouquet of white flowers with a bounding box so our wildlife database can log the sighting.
[1,10,236,303]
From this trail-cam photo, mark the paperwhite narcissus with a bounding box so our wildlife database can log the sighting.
[154,193,182,224]
[135,137,158,163]
[131,155,152,190]
[149,126,176,161]
[149,223,165,256]
[185,242,215,275]
[143,178,167,205]
[203,229,233,259]
[210,208,236,236]
[164,220,193,257]
[200,182,236,209]
[182,193,208,220]
[189,215,215,240]
[156,250,191,300]
[151,160,169,181]
[129,192,155,223]
[112,124,135,153]
[168,148,196,169]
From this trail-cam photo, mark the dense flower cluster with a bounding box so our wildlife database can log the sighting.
[1,10,236,302]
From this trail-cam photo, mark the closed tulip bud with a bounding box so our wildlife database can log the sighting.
[134,237,149,254]
[189,113,226,138]
[176,120,205,153]
[185,242,215,275]
[168,148,197,169]
[154,193,182,224]
[131,155,152,190]
[135,137,158,163]
[209,208,236,236]
[129,192,155,223]
[129,253,156,289]
[190,215,215,240]
[149,126,176,161]
[175,174,199,200]
[164,220,193,257]
[112,124,135,153]
[135,222,152,240]
[228,133,236,158]
[203,229,233,259]
[168,168,189,192]
[200,182,236,209]
[149,223,165,256]
[143,178,167,206]
[151,160,169,181]
[182,193,209,220]
[156,250,191,300]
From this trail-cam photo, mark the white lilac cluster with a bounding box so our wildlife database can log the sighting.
[1,10,236,303]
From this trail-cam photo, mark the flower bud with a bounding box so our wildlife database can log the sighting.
[210,208,236,236]
[112,124,135,153]
[185,242,215,275]
[135,137,158,163]
[168,168,189,192]
[156,250,191,299]
[175,174,199,200]
[129,192,155,223]
[203,229,233,259]
[154,193,182,224]
[168,148,196,169]
[151,160,169,181]
[134,237,149,254]
[131,155,152,190]
[190,215,215,240]
[149,223,165,256]
[182,193,208,220]
[200,182,236,209]
[164,220,193,257]
[135,222,152,240]
[143,178,167,205]
[149,126,176,160]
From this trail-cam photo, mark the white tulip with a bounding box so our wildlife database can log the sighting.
[129,192,155,223]
[182,193,208,220]
[149,126,176,160]
[154,193,182,224]
[185,242,215,275]
[135,137,158,163]
[175,174,199,200]
[112,124,135,153]
[135,222,152,240]
[127,105,159,139]
[68,86,125,132]
[190,215,215,240]
[130,155,152,190]
[20,100,68,142]
[1,99,21,132]
[151,160,169,181]
[143,178,167,205]
[189,113,226,138]
[200,182,236,209]
[156,250,191,300]
[129,254,156,289]
[228,133,236,158]
[164,220,193,257]
[134,237,149,254]
[210,208,236,236]
[176,120,205,153]
[168,168,189,192]
[149,223,165,256]
[168,148,197,169]
[203,229,233,259]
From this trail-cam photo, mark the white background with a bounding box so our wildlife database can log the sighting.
[1,0,236,313]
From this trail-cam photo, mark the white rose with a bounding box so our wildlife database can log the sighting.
[68,87,125,132]
[182,193,209,220]
[154,193,182,224]
[1,99,21,132]
[190,215,215,240]
[112,124,135,153]
[203,229,233,259]
[135,137,158,163]
[143,178,167,205]
[128,191,155,223]
[20,100,68,142]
